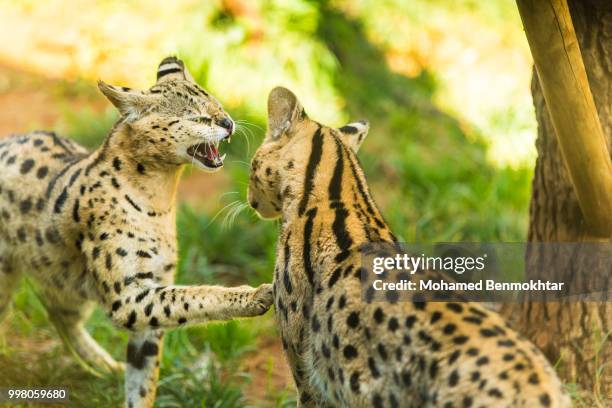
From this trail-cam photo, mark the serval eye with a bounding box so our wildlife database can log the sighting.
[189,116,212,124]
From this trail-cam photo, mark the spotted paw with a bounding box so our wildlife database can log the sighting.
[249,283,274,316]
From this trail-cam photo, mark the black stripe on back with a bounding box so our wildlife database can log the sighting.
[46,158,82,198]
[328,134,344,201]
[85,151,106,176]
[54,187,68,213]
[68,168,82,187]
[283,231,293,294]
[298,126,323,217]
[329,135,353,262]
[303,207,318,286]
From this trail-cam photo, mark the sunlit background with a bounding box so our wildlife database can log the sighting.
[0,0,536,406]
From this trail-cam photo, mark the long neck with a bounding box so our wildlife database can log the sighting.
[94,123,184,215]
[281,127,395,270]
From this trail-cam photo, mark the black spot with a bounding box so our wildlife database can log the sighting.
[45,227,60,244]
[347,312,359,328]
[430,311,442,324]
[528,373,539,384]
[113,157,122,171]
[377,343,388,360]
[463,396,473,407]
[349,372,360,393]
[127,340,159,369]
[373,308,385,324]
[135,289,150,303]
[443,323,456,335]
[37,166,49,179]
[343,345,358,360]
[111,300,122,312]
[412,298,426,310]
[401,369,412,387]
[372,394,383,408]
[539,393,551,407]
[448,369,459,386]
[463,316,482,325]
[480,328,498,337]
[144,303,154,316]
[368,357,380,378]
[19,198,32,214]
[488,388,503,398]
[388,317,399,332]
[453,335,469,345]
[20,159,35,174]
[311,316,321,332]
[116,248,128,257]
[136,250,151,258]
[338,295,347,309]
[476,356,489,366]
[125,310,137,329]
[178,317,187,324]
[448,350,461,365]
[321,343,331,359]
[405,315,417,328]
[446,303,463,313]
[429,359,439,379]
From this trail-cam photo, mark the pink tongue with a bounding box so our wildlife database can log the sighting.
[206,144,219,159]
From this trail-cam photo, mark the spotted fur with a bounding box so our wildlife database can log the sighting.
[247,87,571,407]
[0,57,273,408]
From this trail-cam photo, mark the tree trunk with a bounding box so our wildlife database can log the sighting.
[509,0,611,400]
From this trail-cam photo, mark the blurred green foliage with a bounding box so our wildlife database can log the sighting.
[0,0,541,407]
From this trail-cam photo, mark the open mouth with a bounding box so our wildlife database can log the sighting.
[186,141,226,169]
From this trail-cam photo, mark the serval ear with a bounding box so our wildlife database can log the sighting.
[156,56,196,83]
[97,80,156,122]
[338,120,369,153]
[267,86,307,140]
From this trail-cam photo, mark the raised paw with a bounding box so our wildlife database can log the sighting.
[248,283,274,316]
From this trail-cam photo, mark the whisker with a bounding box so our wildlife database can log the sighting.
[230,160,251,168]
[207,200,240,228]
[235,126,252,156]
[222,201,249,230]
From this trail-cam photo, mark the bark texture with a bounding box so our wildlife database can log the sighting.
[510,0,611,398]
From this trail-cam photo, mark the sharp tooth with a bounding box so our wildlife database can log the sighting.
[220,153,226,161]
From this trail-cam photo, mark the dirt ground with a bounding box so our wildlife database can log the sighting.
[0,62,292,403]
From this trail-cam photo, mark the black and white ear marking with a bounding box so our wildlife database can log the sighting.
[156,56,195,83]
[267,87,305,140]
[338,120,369,152]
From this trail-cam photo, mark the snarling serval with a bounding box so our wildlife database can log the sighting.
[246,87,570,407]
[0,57,273,408]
